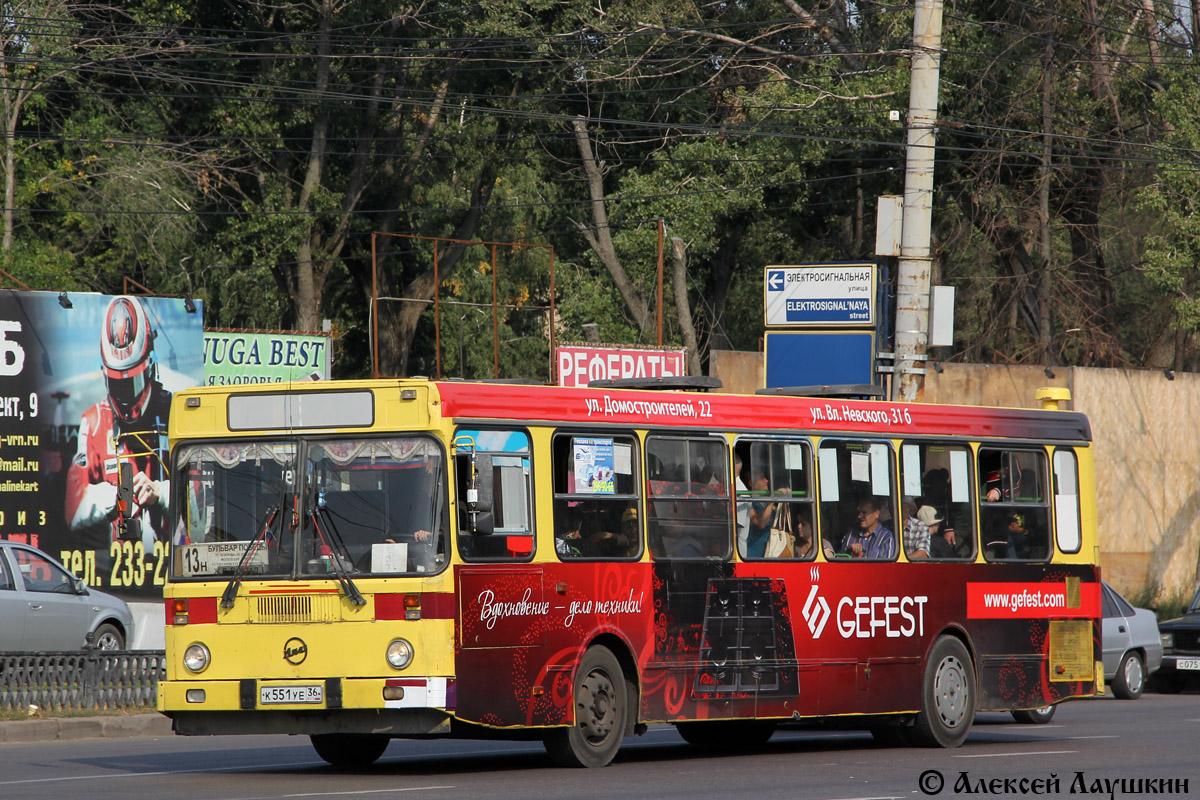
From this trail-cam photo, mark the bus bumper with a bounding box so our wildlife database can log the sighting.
[167,707,452,736]
[160,676,455,736]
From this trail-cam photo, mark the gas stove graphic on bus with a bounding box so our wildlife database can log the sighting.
[693,577,799,696]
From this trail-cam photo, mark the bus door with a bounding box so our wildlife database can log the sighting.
[451,429,547,726]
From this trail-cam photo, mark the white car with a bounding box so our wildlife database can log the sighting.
[1101,581,1162,700]
[0,541,134,651]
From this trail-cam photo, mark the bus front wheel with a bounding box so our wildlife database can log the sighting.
[911,636,975,748]
[310,733,390,767]
[544,645,628,768]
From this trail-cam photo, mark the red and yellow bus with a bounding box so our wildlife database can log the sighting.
[158,379,1101,767]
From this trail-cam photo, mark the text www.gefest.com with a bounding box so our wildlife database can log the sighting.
[981,588,1067,614]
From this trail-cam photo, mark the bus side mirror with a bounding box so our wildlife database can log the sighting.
[472,511,494,535]
[117,461,135,520]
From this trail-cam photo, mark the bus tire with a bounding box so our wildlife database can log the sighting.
[910,635,975,748]
[310,733,390,767]
[1111,651,1145,699]
[1010,705,1056,724]
[544,645,627,768]
[676,719,777,749]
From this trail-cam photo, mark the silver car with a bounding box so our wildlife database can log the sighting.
[0,541,134,651]
[1102,581,1162,700]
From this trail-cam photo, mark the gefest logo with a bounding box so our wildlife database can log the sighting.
[802,584,831,638]
[802,571,928,639]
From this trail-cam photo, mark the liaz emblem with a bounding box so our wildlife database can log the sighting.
[283,637,308,665]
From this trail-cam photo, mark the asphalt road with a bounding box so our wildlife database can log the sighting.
[1,693,1197,800]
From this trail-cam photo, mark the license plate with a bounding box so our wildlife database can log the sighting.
[260,685,323,704]
[1177,659,1200,671]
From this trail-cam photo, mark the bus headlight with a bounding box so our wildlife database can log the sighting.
[386,639,414,669]
[183,643,211,673]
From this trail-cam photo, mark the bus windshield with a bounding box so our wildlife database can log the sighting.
[170,436,448,579]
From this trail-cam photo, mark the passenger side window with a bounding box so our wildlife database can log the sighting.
[979,448,1050,561]
[552,433,641,560]
[817,440,898,560]
[899,442,975,561]
[454,428,534,561]
[14,548,74,593]
[646,436,730,559]
[734,439,816,560]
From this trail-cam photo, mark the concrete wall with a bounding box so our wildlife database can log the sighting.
[710,353,1200,601]
[708,349,763,395]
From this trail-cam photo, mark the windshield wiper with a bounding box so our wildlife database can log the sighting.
[311,496,365,606]
[220,504,280,609]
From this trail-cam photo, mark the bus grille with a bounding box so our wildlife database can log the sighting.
[250,595,340,623]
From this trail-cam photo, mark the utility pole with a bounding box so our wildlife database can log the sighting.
[894,0,944,402]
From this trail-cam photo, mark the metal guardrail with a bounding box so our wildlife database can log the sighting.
[0,649,165,712]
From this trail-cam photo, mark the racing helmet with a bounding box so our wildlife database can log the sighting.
[100,296,156,422]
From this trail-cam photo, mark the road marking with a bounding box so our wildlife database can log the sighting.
[202,789,453,800]
[955,750,1078,758]
[1065,735,1117,740]
[283,790,453,798]
[0,761,321,787]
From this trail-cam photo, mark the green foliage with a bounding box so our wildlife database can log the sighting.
[2,1,1197,376]
[1137,77,1200,334]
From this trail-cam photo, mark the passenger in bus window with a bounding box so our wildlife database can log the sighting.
[657,520,706,558]
[793,508,833,560]
[582,506,637,558]
[840,497,897,560]
[385,455,443,571]
[619,506,639,550]
[922,467,950,506]
[931,520,970,559]
[556,509,585,557]
[746,470,778,558]
[909,505,942,559]
[1004,512,1032,558]
[902,500,932,559]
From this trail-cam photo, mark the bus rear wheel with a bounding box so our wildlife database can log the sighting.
[544,645,628,768]
[910,636,975,748]
[310,733,390,767]
[1010,705,1056,724]
[676,719,777,749]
